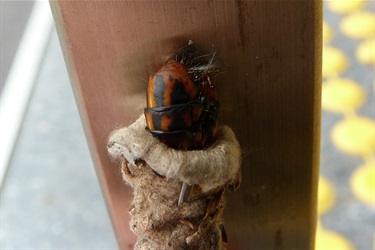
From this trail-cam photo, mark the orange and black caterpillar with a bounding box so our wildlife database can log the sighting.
[144,43,219,150]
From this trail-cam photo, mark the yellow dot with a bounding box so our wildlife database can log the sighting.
[351,161,375,206]
[332,116,375,156]
[317,176,336,215]
[341,12,375,39]
[323,21,334,44]
[323,46,349,77]
[356,38,375,65]
[326,0,365,13]
[315,228,355,250]
[322,78,366,113]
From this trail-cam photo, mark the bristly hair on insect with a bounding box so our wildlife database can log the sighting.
[174,40,221,79]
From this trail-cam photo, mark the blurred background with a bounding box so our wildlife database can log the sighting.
[318,1,374,249]
[0,0,374,249]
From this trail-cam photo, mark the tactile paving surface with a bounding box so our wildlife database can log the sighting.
[317,1,374,249]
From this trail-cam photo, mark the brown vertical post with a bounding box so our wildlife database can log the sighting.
[50,1,322,249]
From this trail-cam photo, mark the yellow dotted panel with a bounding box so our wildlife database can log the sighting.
[331,116,375,156]
[322,78,366,114]
[356,38,375,65]
[326,0,365,13]
[323,21,333,44]
[315,228,355,250]
[318,176,336,215]
[321,2,374,248]
[350,160,375,206]
[340,12,375,39]
[322,46,349,77]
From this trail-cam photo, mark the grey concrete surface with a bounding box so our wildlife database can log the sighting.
[0,29,118,249]
[0,0,34,92]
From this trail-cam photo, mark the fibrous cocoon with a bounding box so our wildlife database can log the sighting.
[107,115,241,249]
